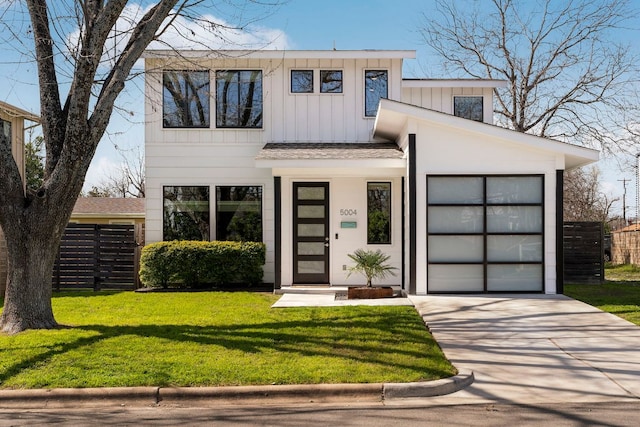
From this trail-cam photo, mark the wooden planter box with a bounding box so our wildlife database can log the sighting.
[347,286,394,299]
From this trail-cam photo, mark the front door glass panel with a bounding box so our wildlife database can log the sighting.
[293,182,329,284]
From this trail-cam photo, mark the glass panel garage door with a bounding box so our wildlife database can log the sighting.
[427,175,544,293]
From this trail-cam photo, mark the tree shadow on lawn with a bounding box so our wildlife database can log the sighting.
[0,314,452,387]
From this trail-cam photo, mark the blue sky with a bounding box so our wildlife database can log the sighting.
[0,0,635,215]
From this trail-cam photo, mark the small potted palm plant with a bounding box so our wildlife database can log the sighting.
[346,248,397,299]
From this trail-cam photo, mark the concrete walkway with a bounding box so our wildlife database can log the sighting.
[409,294,640,405]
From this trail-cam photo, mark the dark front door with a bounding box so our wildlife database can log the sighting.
[293,182,330,284]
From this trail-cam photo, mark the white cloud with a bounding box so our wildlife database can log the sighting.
[66,3,290,69]
[83,156,120,191]
[148,13,291,51]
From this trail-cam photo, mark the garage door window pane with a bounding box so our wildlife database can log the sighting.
[428,265,484,292]
[487,206,542,233]
[487,264,542,291]
[487,235,542,262]
[428,236,483,262]
[487,177,542,204]
[428,206,484,233]
[428,177,483,204]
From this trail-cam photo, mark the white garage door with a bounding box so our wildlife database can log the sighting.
[427,175,544,293]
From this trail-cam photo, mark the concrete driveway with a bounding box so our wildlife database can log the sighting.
[409,294,640,404]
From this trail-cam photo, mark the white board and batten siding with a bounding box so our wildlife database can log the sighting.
[144,52,410,284]
[411,119,565,295]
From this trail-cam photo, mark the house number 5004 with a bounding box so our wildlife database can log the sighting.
[340,209,357,216]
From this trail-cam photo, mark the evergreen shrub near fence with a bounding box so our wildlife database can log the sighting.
[139,241,266,288]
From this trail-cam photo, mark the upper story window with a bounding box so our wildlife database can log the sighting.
[216,70,263,128]
[1,118,11,146]
[163,70,210,128]
[365,70,388,117]
[454,96,484,122]
[291,70,314,93]
[320,70,343,93]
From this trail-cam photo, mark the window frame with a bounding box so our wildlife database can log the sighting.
[215,185,264,242]
[215,69,263,129]
[162,185,211,241]
[367,181,392,245]
[364,69,388,117]
[320,70,343,94]
[453,96,484,122]
[162,70,211,129]
[291,70,314,94]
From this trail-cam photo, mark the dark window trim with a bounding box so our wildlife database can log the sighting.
[162,69,211,129]
[214,184,264,242]
[364,69,388,117]
[453,95,484,122]
[320,70,343,94]
[162,185,211,241]
[367,181,392,245]
[215,69,263,129]
[291,70,314,94]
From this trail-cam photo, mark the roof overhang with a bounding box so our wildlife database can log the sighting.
[255,142,406,171]
[374,99,599,170]
[143,49,416,60]
[402,79,508,89]
[0,100,40,123]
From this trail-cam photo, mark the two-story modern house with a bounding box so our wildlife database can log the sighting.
[0,101,40,294]
[143,50,598,295]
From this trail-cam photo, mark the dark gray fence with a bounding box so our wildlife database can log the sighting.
[563,221,604,284]
[53,223,140,291]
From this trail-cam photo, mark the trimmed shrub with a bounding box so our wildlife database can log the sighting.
[139,241,266,288]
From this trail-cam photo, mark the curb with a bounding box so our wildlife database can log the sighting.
[0,371,473,408]
[384,369,475,399]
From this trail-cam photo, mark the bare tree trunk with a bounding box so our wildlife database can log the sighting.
[0,213,67,333]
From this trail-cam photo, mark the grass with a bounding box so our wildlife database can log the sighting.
[0,291,455,389]
[565,264,640,326]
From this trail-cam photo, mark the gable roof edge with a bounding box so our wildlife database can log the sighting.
[374,99,599,170]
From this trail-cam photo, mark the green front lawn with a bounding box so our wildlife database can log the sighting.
[565,264,640,326]
[0,292,455,389]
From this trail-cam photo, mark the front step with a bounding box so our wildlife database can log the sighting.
[274,285,403,295]
[274,286,349,295]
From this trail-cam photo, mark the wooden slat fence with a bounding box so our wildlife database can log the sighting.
[563,221,604,284]
[53,223,141,291]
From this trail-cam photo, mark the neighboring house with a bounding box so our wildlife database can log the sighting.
[0,101,40,295]
[611,223,640,265]
[71,197,146,226]
[143,50,598,295]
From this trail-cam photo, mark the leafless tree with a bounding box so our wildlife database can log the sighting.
[421,0,639,155]
[564,166,617,221]
[88,147,145,198]
[0,0,282,333]
[421,0,638,223]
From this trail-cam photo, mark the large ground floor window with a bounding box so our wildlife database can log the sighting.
[426,175,544,293]
[216,186,263,242]
[163,185,263,242]
[163,186,210,241]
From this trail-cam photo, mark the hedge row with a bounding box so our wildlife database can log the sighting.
[139,241,266,288]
